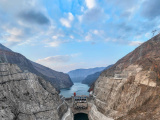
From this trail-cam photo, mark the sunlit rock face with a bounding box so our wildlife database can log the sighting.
[0,63,67,120]
[93,34,160,120]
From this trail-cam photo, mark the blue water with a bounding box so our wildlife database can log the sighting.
[60,83,89,98]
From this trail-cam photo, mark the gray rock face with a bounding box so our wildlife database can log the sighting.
[0,63,67,120]
[0,44,73,90]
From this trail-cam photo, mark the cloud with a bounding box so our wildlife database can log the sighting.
[141,0,160,19]
[85,34,92,41]
[85,0,96,9]
[18,10,50,25]
[46,41,61,47]
[105,37,144,46]
[80,7,108,23]
[60,12,74,28]
[36,53,81,72]
[37,55,71,63]
[129,41,143,46]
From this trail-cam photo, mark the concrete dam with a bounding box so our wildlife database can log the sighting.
[60,95,113,120]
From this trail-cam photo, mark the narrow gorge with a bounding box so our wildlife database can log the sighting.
[1,34,160,120]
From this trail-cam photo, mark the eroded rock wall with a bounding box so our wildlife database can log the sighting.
[0,63,67,120]
[92,34,160,120]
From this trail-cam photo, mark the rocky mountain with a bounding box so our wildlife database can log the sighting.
[92,34,160,120]
[68,67,106,83]
[0,63,67,120]
[82,65,113,86]
[0,43,12,52]
[0,44,73,90]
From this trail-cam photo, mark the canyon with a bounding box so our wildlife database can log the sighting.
[1,34,160,120]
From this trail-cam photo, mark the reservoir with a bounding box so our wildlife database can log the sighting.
[60,83,89,98]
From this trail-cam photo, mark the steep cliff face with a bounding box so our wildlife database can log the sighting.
[0,63,67,120]
[0,44,73,89]
[93,34,160,120]
[68,67,106,83]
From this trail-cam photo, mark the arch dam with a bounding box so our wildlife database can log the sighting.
[61,95,94,120]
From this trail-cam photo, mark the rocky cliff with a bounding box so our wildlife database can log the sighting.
[0,44,73,89]
[0,63,67,120]
[93,34,160,120]
[68,67,106,83]
[82,65,112,86]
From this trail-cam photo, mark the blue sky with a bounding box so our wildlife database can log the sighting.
[0,0,160,72]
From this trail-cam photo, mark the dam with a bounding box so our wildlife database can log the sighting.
[60,95,113,120]
[61,95,93,120]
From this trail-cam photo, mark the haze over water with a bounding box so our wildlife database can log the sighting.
[60,83,89,98]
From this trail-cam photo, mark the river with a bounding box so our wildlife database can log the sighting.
[60,83,89,98]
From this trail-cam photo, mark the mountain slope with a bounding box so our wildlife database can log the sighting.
[31,61,73,88]
[0,43,12,51]
[92,34,160,120]
[68,67,106,82]
[0,44,73,90]
[0,63,67,120]
[82,65,113,86]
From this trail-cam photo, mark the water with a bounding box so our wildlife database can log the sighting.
[74,113,89,120]
[60,83,89,98]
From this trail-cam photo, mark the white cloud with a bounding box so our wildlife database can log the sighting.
[85,34,92,41]
[60,18,71,27]
[60,12,74,28]
[78,7,108,24]
[85,0,96,9]
[36,53,81,72]
[52,36,58,39]
[77,15,83,22]
[129,41,143,46]
[81,6,85,12]
[37,55,71,63]
[46,41,61,47]
[145,32,151,38]
[70,35,74,39]
[5,27,23,36]
[68,12,74,21]
[93,30,99,35]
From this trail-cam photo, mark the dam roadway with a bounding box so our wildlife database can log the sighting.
[61,95,113,120]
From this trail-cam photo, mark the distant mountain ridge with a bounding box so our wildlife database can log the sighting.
[68,67,106,83]
[0,44,73,90]
[82,65,113,86]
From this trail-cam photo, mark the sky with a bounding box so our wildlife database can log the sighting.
[0,0,160,73]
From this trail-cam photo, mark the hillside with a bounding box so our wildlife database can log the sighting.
[0,44,73,90]
[68,67,106,82]
[92,34,160,120]
[82,65,113,86]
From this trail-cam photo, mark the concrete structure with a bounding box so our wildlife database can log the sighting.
[61,95,113,120]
